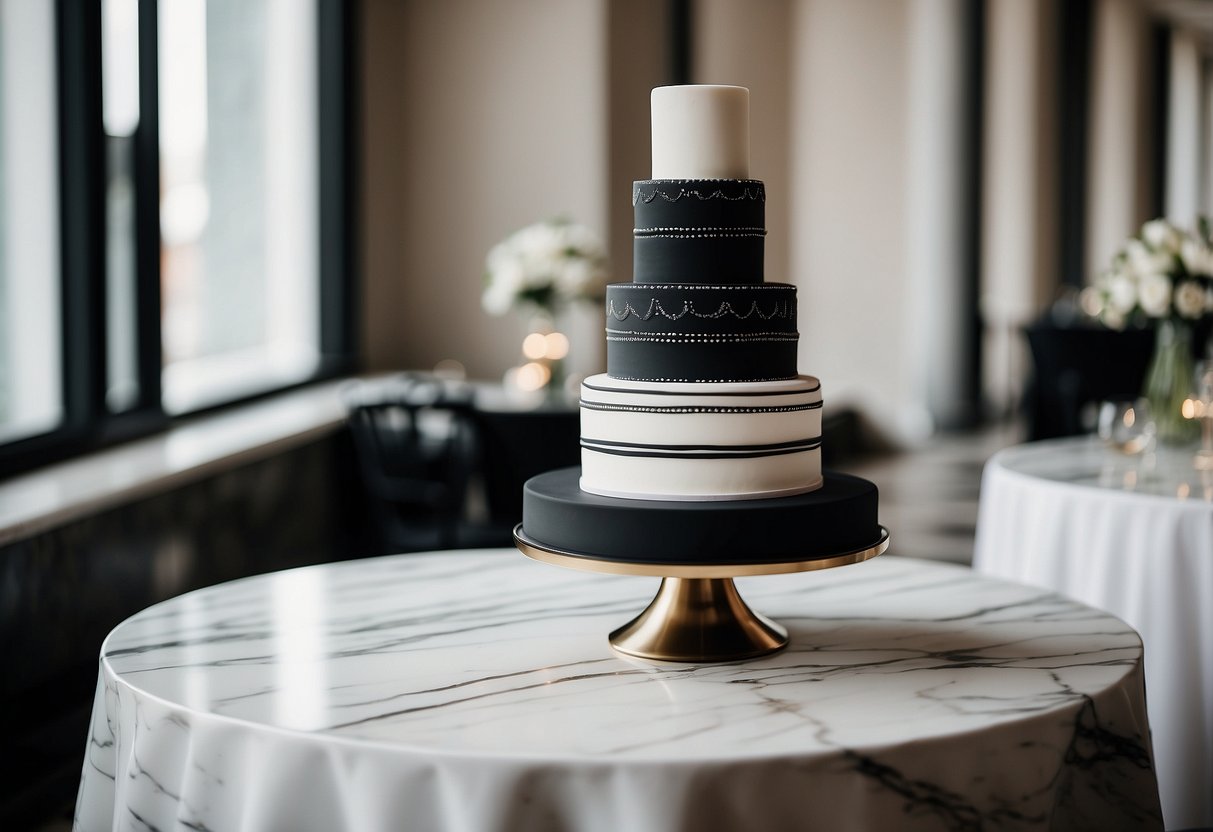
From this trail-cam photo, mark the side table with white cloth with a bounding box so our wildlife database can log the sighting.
[974,436,1213,830]
[76,550,1162,831]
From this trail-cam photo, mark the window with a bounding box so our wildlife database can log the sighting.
[0,0,62,444]
[0,0,354,476]
[159,0,322,414]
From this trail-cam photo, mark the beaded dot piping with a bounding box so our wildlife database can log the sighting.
[612,283,793,291]
[634,227,767,240]
[607,299,794,322]
[633,180,766,206]
[605,333,799,344]
[580,401,820,414]
[607,375,800,383]
[634,226,766,234]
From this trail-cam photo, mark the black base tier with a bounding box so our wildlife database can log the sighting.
[521,467,880,565]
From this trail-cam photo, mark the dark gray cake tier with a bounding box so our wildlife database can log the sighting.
[633,179,765,284]
[521,467,880,565]
[605,282,798,382]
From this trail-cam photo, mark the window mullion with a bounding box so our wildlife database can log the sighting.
[132,0,162,416]
[57,0,107,436]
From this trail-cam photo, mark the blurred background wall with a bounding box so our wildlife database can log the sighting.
[359,0,1211,444]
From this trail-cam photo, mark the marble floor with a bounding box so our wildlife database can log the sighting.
[845,421,1025,565]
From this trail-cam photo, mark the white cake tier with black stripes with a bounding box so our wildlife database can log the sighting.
[579,373,823,501]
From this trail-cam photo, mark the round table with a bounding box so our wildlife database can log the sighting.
[974,436,1213,830]
[75,550,1161,832]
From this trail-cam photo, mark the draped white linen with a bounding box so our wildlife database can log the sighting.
[975,437,1213,830]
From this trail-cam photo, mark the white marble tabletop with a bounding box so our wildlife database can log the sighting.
[992,434,1213,500]
[76,550,1161,832]
[974,437,1213,829]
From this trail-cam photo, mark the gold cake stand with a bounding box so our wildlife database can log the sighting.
[513,525,889,663]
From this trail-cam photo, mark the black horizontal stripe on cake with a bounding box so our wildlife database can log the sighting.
[583,436,821,452]
[582,379,821,396]
[580,401,823,414]
[580,439,822,460]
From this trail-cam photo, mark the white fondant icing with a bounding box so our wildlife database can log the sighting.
[651,85,749,180]
[579,374,823,500]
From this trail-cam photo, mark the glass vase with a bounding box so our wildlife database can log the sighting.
[1143,319,1198,444]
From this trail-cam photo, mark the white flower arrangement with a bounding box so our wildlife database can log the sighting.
[482,218,608,317]
[1086,217,1213,329]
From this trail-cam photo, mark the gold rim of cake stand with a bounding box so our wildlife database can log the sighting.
[512,525,889,578]
[513,525,889,662]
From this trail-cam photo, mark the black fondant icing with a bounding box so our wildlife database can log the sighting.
[521,467,880,564]
[604,283,798,382]
[633,179,765,284]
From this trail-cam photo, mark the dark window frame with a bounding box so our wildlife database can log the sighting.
[0,0,358,479]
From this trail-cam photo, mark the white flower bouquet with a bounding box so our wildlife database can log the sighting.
[1087,217,1213,443]
[1087,218,1213,328]
[482,218,608,317]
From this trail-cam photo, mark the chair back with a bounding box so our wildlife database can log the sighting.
[345,375,479,552]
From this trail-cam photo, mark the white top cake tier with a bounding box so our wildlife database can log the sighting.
[651,85,749,180]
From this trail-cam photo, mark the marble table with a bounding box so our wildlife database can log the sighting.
[974,437,1213,830]
[76,550,1161,832]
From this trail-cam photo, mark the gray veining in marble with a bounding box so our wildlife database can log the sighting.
[76,551,1162,832]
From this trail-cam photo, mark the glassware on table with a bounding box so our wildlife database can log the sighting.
[1097,398,1155,455]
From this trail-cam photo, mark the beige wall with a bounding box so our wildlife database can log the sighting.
[606,1,667,299]
[981,0,1057,414]
[360,0,608,381]
[788,0,917,440]
[694,0,792,286]
[1087,0,1156,278]
[359,0,1177,437]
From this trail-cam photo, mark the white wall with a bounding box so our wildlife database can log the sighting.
[360,0,608,381]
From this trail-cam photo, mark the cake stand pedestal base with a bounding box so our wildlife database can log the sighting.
[610,577,787,662]
[513,524,889,663]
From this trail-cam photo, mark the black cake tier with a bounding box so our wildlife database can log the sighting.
[633,179,765,284]
[521,467,880,565]
[605,283,799,382]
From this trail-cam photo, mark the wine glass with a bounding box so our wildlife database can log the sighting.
[1097,398,1154,455]
[1193,360,1213,469]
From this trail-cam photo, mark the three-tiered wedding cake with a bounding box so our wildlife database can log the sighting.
[521,85,879,565]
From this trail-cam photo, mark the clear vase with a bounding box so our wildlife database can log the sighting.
[1143,319,1198,444]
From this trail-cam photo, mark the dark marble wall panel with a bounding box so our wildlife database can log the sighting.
[0,428,374,825]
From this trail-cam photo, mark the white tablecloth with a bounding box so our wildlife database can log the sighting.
[76,550,1161,831]
[974,437,1213,829]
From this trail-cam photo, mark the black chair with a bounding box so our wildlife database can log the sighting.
[469,406,581,529]
[345,375,508,553]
